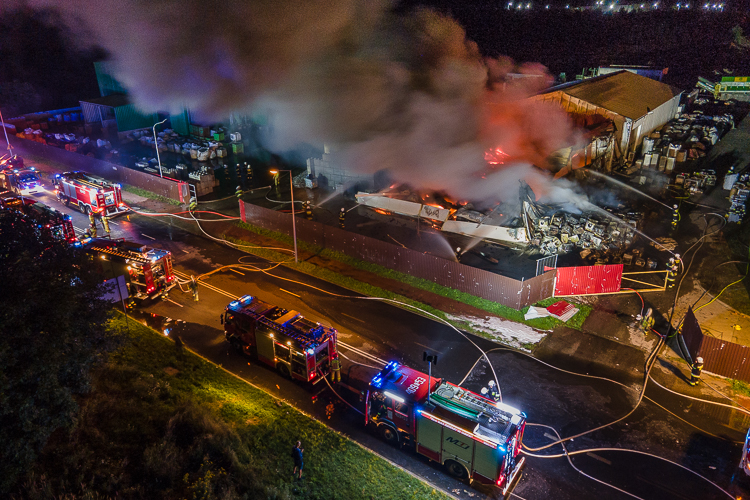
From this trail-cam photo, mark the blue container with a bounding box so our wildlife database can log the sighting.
[63,114,71,122]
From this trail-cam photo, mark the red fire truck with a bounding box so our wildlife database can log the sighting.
[222,295,338,384]
[81,237,175,300]
[0,194,77,244]
[367,361,526,495]
[53,171,126,216]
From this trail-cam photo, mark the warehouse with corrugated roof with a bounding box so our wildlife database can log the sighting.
[533,70,683,161]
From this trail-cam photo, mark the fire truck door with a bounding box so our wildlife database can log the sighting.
[96,192,106,210]
[388,397,412,433]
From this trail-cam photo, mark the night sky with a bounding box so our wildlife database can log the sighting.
[0,2,745,114]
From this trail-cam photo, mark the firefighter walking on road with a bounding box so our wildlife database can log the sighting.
[671,204,680,229]
[339,207,346,227]
[689,357,704,386]
[190,275,199,302]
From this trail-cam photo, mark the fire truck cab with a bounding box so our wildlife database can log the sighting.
[0,195,77,244]
[367,362,526,495]
[223,295,338,384]
[53,171,126,216]
[82,238,175,300]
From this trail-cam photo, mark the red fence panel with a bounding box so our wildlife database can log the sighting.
[551,264,623,296]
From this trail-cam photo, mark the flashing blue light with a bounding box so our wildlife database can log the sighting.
[416,409,422,415]
[229,301,239,307]
[384,361,399,370]
[306,348,314,355]
[240,295,252,303]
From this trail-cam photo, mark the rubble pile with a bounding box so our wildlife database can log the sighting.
[639,109,734,172]
[728,173,749,223]
[527,206,643,260]
[674,169,717,194]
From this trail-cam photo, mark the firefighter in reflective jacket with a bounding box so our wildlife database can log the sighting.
[101,214,111,234]
[481,380,500,402]
[689,357,704,386]
[330,355,341,383]
[666,258,677,288]
[305,201,313,219]
[339,207,346,226]
[640,308,655,332]
[87,212,98,238]
[671,204,680,228]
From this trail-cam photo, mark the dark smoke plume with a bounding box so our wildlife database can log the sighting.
[37,0,584,204]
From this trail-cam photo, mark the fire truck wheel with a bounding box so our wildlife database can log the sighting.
[378,424,399,445]
[445,460,469,481]
[277,363,291,379]
[81,204,89,215]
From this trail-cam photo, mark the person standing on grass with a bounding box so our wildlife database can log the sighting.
[292,440,304,479]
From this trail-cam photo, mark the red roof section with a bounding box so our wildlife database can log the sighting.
[380,364,441,404]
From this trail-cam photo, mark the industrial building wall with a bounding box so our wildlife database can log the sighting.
[533,91,625,157]
[628,94,682,154]
[114,104,159,133]
[240,201,555,309]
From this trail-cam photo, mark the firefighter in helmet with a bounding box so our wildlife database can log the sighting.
[305,200,313,219]
[330,354,341,383]
[339,207,346,227]
[88,211,97,238]
[689,357,704,386]
[671,204,680,228]
[481,380,500,402]
[640,307,655,333]
[101,213,111,234]
[666,258,677,289]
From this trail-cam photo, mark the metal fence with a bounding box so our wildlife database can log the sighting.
[681,306,750,383]
[553,264,623,296]
[9,136,189,203]
[241,201,555,309]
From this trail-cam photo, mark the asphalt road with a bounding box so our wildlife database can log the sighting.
[22,183,750,500]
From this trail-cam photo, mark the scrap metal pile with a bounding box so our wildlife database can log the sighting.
[674,169,717,194]
[728,173,750,223]
[524,201,643,259]
[638,108,734,172]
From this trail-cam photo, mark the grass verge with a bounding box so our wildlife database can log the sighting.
[123,185,182,206]
[232,221,591,332]
[731,379,750,398]
[25,313,448,500]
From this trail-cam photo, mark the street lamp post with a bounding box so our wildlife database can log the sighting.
[153,118,168,178]
[0,108,14,158]
[270,168,298,263]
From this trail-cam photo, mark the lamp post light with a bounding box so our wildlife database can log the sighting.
[153,117,168,178]
[270,168,298,263]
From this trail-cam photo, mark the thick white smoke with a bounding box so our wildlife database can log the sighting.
[36,0,582,204]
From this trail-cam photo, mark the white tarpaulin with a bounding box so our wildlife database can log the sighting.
[441,220,529,245]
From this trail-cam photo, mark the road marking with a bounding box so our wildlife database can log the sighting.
[341,312,365,323]
[166,298,184,308]
[73,226,86,232]
[339,341,387,365]
[141,233,156,240]
[543,433,557,441]
[586,452,612,465]
[413,342,443,354]
[280,288,300,297]
[173,268,386,365]
[229,268,245,275]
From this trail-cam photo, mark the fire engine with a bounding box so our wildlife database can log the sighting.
[222,295,338,384]
[53,171,126,216]
[0,167,43,195]
[0,194,77,244]
[81,237,175,300]
[367,361,526,495]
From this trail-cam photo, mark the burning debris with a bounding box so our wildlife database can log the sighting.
[523,199,643,258]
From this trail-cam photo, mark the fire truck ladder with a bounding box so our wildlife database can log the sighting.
[252,313,326,349]
[89,245,149,265]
